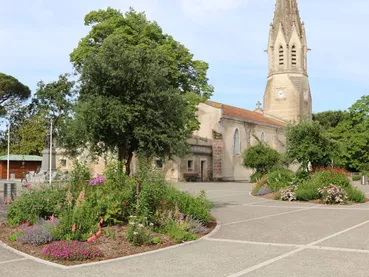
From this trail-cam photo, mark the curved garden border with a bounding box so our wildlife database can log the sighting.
[0,222,220,269]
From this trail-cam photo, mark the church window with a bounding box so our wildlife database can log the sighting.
[291,45,297,67]
[233,129,241,155]
[261,132,265,142]
[187,160,194,172]
[279,46,284,66]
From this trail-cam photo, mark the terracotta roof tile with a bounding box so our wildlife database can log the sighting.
[206,100,285,127]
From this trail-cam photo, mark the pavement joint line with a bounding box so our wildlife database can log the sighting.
[206,238,369,255]
[221,205,320,227]
[225,219,369,277]
[205,238,302,248]
[0,221,223,270]
[0,258,27,265]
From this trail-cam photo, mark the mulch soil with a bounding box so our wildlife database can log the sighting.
[0,221,216,266]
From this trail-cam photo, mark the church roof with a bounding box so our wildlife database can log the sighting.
[272,0,303,41]
[206,100,285,128]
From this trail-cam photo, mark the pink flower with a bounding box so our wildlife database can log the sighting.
[50,215,55,222]
[78,192,85,201]
[72,224,76,233]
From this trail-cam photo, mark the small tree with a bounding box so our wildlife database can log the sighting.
[243,143,281,174]
[286,121,337,171]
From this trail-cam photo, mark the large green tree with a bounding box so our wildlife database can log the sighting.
[66,36,201,175]
[30,74,75,148]
[64,8,213,175]
[70,8,213,98]
[286,121,338,170]
[330,96,369,171]
[0,73,31,116]
[313,110,346,130]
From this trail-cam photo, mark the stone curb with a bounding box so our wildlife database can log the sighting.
[0,221,221,270]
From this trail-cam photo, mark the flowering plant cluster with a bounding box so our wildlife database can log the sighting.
[17,218,60,245]
[89,175,106,186]
[42,240,102,261]
[318,184,348,205]
[280,185,297,202]
[126,216,154,246]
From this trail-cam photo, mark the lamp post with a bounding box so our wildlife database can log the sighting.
[49,119,52,185]
[7,123,10,181]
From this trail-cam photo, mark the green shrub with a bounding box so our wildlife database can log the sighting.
[295,169,311,184]
[345,186,366,203]
[295,187,320,201]
[163,221,197,243]
[69,161,91,196]
[352,175,361,181]
[152,237,162,244]
[87,167,136,225]
[267,169,294,192]
[243,143,281,173]
[7,188,66,226]
[53,193,99,241]
[250,171,263,183]
[310,170,351,188]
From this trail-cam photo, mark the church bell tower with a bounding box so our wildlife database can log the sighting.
[263,0,312,122]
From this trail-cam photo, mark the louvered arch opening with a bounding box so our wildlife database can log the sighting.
[279,45,284,67]
[291,45,297,67]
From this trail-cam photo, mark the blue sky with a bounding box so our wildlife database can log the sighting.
[1,0,368,113]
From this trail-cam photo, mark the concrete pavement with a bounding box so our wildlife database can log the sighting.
[2,182,369,276]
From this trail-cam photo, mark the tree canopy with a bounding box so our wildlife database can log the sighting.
[313,111,346,130]
[243,143,281,173]
[70,8,213,99]
[285,121,337,170]
[0,73,31,116]
[66,26,202,174]
[330,96,369,171]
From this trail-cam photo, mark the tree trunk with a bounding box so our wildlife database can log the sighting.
[118,146,133,176]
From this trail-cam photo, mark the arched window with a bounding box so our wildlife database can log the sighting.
[233,129,240,155]
[261,132,265,142]
[291,45,297,67]
[279,46,284,66]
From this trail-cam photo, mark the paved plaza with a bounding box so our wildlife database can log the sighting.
[2,182,369,276]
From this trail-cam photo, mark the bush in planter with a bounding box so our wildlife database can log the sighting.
[310,169,351,188]
[250,171,263,183]
[345,186,366,203]
[267,169,294,192]
[7,188,66,226]
[280,185,297,202]
[17,218,60,245]
[318,184,348,205]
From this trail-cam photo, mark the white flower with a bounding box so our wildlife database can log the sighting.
[149,223,154,227]
[133,231,138,236]
[138,224,144,228]
[129,222,135,225]
[129,215,137,218]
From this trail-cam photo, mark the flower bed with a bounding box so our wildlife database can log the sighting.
[1,162,216,265]
[252,168,368,205]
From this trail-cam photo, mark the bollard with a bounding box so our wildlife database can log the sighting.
[362,175,367,186]
[4,183,16,200]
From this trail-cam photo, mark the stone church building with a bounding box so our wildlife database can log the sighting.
[159,0,313,182]
[56,0,313,182]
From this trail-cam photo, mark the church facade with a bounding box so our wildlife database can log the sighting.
[56,0,312,182]
[162,0,313,182]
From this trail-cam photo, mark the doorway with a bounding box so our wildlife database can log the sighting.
[200,161,206,182]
